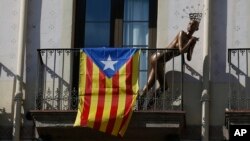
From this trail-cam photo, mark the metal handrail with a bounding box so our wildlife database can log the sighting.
[36,48,184,111]
[228,48,250,110]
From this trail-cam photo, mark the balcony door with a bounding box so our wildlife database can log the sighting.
[72,0,157,107]
[74,0,157,48]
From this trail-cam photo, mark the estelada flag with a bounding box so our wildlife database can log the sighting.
[74,48,140,136]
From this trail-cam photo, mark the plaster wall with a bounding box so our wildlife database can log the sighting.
[0,0,250,140]
[0,0,74,139]
[158,0,250,128]
[0,0,20,126]
[158,0,204,126]
[26,0,74,113]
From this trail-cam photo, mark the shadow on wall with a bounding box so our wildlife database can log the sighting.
[0,62,26,139]
[35,63,72,110]
[0,62,26,123]
[164,61,249,140]
[0,108,12,125]
[228,62,250,110]
[0,1,43,139]
[165,63,202,124]
[24,0,42,116]
[164,61,250,121]
[210,0,227,83]
[0,107,13,139]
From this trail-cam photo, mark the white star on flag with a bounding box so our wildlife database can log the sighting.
[101,55,118,71]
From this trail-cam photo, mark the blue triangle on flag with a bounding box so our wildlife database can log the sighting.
[82,48,138,78]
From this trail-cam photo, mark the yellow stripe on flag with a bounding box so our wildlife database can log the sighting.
[99,77,112,132]
[132,51,140,97]
[119,109,133,136]
[131,51,140,108]
[111,62,127,135]
[74,52,87,126]
[119,51,140,136]
[87,63,100,128]
[75,49,140,137]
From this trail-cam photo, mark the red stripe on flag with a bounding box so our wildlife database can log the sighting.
[80,57,93,126]
[119,58,133,134]
[106,73,119,134]
[93,71,106,129]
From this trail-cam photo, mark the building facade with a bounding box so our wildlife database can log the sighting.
[0,0,250,140]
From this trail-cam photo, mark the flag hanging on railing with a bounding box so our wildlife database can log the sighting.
[74,48,140,136]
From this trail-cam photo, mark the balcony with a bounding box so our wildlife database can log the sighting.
[225,48,250,140]
[29,48,186,140]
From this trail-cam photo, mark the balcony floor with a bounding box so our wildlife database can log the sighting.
[28,110,185,141]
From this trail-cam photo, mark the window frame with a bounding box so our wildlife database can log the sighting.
[72,0,158,102]
[73,0,157,48]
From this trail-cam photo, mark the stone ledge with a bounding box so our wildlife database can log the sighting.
[28,110,186,128]
[0,126,34,140]
[225,109,250,124]
[224,109,250,140]
[28,110,186,140]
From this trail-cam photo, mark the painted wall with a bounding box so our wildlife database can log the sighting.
[25,0,74,113]
[0,0,74,139]
[157,0,250,132]
[0,0,20,127]
[0,0,250,140]
[158,0,204,126]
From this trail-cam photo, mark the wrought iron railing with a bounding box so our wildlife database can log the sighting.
[228,48,250,110]
[36,48,184,111]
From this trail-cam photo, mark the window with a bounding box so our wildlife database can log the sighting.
[73,0,157,96]
[123,0,149,47]
[84,0,111,46]
[74,0,157,48]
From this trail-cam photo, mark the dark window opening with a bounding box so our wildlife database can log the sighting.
[72,0,158,109]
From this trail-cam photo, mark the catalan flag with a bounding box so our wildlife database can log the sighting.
[74,48,140,136]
